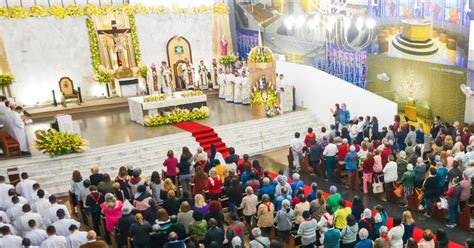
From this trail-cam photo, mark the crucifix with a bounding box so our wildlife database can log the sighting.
[98,20,130,67]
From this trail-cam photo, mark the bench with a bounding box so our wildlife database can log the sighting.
[431,203,447,222]
[456,203,474,231]
[0,131,21,158]
[407,191,421,212]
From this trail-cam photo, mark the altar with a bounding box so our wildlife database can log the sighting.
[128,91,207,125]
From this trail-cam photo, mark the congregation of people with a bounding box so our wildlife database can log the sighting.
[1,102,474,248]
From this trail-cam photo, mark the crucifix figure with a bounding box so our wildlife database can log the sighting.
[99,20,130,68]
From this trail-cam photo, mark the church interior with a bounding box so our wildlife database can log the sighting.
[0,0,474,247]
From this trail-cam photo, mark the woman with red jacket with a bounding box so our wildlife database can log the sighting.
[338,139,350,162]
[208,168,222,200]
[362,153,375,194]
[304,127,316,148]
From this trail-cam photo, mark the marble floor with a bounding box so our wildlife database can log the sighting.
[23,94,267,154]
[254,148,474,245]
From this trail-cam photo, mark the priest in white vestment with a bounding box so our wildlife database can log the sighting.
[16,173,37,203]
[0,96,8,130]
[40,226,68,248]
[66,225,88,248]
[25,221,48,246]
[52,209,80,237]
[0,228,22,247]
[15,205,45,235]
[225,70,235,102]
[233,72,243,103]
[241,72,251,105]
[217,69,226,99]
[0,177,14,211]
[210,59,219,89]
[198,60,209,90]
[159,61,173,92]
[10,106,29,153]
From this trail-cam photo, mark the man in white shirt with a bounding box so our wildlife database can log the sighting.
[0,176,14,211]
[290,132,305,172]
[15,204,45,235]
[0,216,18,235]
[383,155,398,203]
[47,195,70,225]
[24,219,48,246]
[0,210,10,224]
[15,172,37,203]
[6,196,24,222]
[29,183,50,205]
[323,137,338,180]
[0,225,22,247]
[40,226,67,248]
[52,209,80,237]
[66,225,87,248]
[4,189,28,211]
[33,189,51,226]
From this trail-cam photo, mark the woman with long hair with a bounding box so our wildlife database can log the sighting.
[192,166,208,196]
[435,229,449,248]
[149,171,163,204]
[115,166,131,200]
[206,200,224,228]
[252,160,263,179]
[129,213,152,248]
[192,194,209,216]
[100,193,123,234]
[177,201,194,234]
[208,144,225,166]
[178,147,193,193]
[70,170,84,207]
[309,190,326,221]
[159,178,176,201]
[163,150,178,183]
[351,195,364,222]
[98,173,113,195]
[402,211,415,245]
[207,168,222,200]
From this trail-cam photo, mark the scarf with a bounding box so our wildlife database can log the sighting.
[380,235,389,241]
[263,202,271,212]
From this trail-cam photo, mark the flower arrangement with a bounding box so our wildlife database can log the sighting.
[33,129,89,157]
[128,14,142,65]
[144,106,209,127]
[251,89,278,105]
[0,74,14,87]
[265,106,276,117]
[93,66,114,85]
[181,90,204,97]
[138,64,148,79]
[248,47,274,63]
[0,3,229,19]
[86,18,101,74]
[219,54,237,67]
[144,93,169,102]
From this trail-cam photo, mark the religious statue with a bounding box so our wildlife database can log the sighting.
[96,19,135,71]
[198,60,209,90]
[150,64,160,92]
[254,75,271,100]
[241,71,251,105]
[233,71,242,104]
[225,68,235,102]
[219,35,228,56]
[217,68,226,99]
[160,61,173,92]
[180,58,194,90]
[210,58,219,89]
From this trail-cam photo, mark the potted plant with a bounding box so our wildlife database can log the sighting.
[138,63,149,95]
[219,54,237,71]
[93,65,114,98]
[0,74,14,97]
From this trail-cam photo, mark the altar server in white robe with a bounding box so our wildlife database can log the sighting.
[33,190,51,226]
[40,226,67,248]
[198,60,209,90]
[47,196,71,225]
[0,210,10,224]
[3,100,13,136]
[67,225,87,248]
[6,196,24,222]
[0,226,22,247]
[233,71,243,103]
[241,71,251,105]
[0,176,14,211]
[16,173,37,203]
[15,204,45,235]
[10,106,29,153]
[52,209,80,237]
[217,68,226,99]
[225,69,235,102]
[24,220,48,246]
[0,96,8,128]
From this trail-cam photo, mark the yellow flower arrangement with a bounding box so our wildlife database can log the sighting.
[144,93,169,102]
[144,106,209,127]
[0,3,229,19]
[251,89,279,105]
[33,129,89,157]
[181,90,204,97]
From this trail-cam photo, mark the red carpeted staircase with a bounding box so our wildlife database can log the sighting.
[173,121,229,157]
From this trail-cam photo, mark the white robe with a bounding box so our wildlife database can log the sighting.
[0,183,14,211]
[3,108,13,136]
[225,74,235,102]
[52,218,81,237]
[66,230,88,248]
[6,203,24,222]
[40,235,67,248]
[15,211,45,235]
[198,64,209,90]
[218,73,226,99]
[10,111,28,152]
[47,203,71,225]
[233,76,243,103]
[0,234,22,247]
[25,228,48,246]
[16,178,37,203]
[0,102,8,130]
[0,210,10,224]
[33,198,51,226]
[241,77,252,105]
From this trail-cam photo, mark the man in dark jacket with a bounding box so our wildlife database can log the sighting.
[423,168,439,217]
[204,218,225,248]
[309,139,322,174]
[167,215,186,240]
[116,207,136,246]
[446,178,461,228]
[85,186,104,236]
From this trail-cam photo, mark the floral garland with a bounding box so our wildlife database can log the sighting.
[86,17,101,74]
[128,14,142,65]
[248,47,274,63]
[0,3,229,19]
[251,89,279,105]
[144,93,170,102]
[181,90,204,97]
[144,106,209,127]
[33,129,89,157]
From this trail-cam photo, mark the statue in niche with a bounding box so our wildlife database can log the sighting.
[219,35,228,56]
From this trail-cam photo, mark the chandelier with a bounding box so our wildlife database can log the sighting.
[283,2,376,52]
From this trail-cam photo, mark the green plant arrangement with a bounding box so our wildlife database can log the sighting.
[138,64,148,79]
[0,3,230,19]
[33,129,89,157]
[144,93,170,102]
[248,47,274,63]
[128,14,142,65]
[265,106,276,117]
[0,74,14,87]
[181,90,204,97]
[93,66,114,85]
[86,17,101,75]
[144,106,209,127]
[251,89,278,105]
[219,54,237,67]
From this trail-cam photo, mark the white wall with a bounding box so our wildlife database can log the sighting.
[0,17,95,106]
[276,61,398,127]
[135,14,213,67]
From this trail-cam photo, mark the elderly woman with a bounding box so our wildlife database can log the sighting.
[192,194,209,216]
[374,226,390,248]
[257,194,274,235]
[326,185,342,213]
[294,194,310,226]
[177,201,194,234]
[100,193,123,234]
[240,186,258,225]
[355,228,373,248]
[249,227,270,248]
[207,168,222,200]
[274,199,294,243]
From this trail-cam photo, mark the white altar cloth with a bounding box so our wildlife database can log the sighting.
[128,91,207,125]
